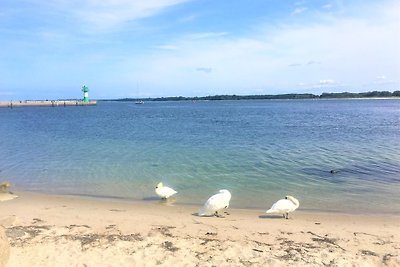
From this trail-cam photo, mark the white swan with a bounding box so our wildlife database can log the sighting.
[198,189,231,217]
[155,182,177,199]
[266,195,299,219]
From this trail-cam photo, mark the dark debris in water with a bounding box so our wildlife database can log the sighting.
[301,160,400,184]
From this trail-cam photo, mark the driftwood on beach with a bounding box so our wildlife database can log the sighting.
[0,182,10,193]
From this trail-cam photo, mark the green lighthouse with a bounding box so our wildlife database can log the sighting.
[82,85,89,102]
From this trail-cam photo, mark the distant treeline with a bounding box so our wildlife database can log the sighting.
[108,90,400,102]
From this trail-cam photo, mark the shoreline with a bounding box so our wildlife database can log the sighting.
[1,191,399,266]
[9,189,400,217]
[101,97,400,102]
[6,190,400,219]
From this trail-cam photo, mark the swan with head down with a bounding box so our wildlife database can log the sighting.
[198,189,231,217]
[266,195,299,219]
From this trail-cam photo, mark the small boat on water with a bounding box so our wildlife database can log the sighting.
[135,100,144,104]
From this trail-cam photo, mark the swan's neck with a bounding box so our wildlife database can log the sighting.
[288,197,299,208]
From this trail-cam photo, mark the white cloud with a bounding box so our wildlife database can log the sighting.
[319,79,336,85]
[291,7,308,16]
[122,2,399,96]
[154,45,179,50]
[178,14,199,23]
[322,4,333,9]
[7,0,398,97]
[289,61,321,67]
[196,67,213,73]
[307,60,321,65]
[373,75,397,85]
[31,0,191,32]
[185,32,229,40]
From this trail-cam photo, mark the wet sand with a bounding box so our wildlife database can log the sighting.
[1,191,399,266]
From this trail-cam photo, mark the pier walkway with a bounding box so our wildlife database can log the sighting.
[0,100,97,108]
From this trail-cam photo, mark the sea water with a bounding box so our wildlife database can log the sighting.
[0,99,399,214]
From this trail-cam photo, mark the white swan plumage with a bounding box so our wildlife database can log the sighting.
[266,195,299,219]
[198,189,231,217]
[155,182,177,199]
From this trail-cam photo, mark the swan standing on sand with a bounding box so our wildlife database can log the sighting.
[266,195,299,219]
[198,189,231,217]
[155,182,177,199]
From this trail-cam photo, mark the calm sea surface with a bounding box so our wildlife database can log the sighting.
[0,99,399,214]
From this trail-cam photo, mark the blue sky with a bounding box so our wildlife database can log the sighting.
[0,0,399,99]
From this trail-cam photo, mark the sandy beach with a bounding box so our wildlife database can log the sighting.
[0,191,399,267]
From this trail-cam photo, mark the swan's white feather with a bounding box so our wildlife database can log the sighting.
[155,182,177,199]
[199,189,231,216]
[266,196,299,216]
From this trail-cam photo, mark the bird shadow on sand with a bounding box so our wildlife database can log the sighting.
[191,212,227,218]
[192,212,209,217]
[258,215,287,219]
[142,197,177,206]
[142,197,160,201]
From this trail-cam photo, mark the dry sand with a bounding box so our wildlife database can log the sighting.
[0,191,399,267]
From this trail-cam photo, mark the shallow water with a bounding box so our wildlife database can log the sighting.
[0,99,399,214]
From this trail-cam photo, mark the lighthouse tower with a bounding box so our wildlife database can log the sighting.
[82,85,89,102]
